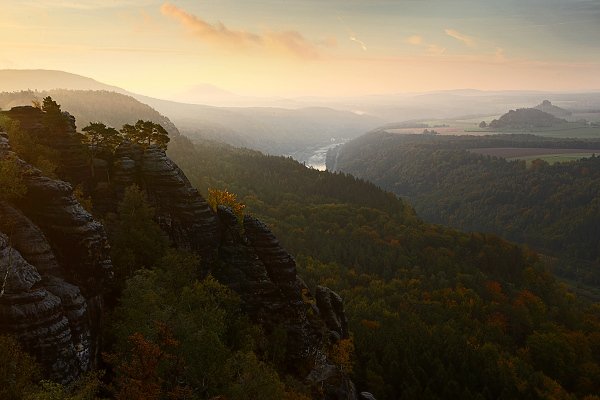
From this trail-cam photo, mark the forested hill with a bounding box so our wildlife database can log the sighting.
[168,136,600,399]
[0,90,179,136]
[332,132,600,287]
[489,108,567,129]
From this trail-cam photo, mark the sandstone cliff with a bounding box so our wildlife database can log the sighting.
[0,131,112,383]
[0,107,358,399]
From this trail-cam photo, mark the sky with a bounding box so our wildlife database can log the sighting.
[1,0,599,98]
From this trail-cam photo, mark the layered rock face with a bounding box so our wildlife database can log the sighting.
[110,144,357,398]
[7,106,89,184]
[0,131,112,382]
[2,107,358,399]
[110,142,219,257]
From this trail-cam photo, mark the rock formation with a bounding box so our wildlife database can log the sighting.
[316,285,349,342]
[534,99,572,118]
[0,130,112,382]
[1,107,358,399]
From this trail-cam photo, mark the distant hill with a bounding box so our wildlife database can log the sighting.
[0,69,124,93]
[137,97,385,156]
[489,108,567,129]
[0,90,179,136]
[0,69,383,158]
[534,100,572,118]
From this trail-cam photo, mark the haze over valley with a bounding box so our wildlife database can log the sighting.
[1,1,600,399]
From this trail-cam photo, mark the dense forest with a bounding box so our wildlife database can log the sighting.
[0,102,322,400]
[168,137,600,399]
[332,132,600,289]
[1,101,600,399]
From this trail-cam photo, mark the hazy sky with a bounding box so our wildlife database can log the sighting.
[1,0,599,97]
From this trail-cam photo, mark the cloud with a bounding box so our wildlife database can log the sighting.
[405,35,423,45]
[160,2,323,59]
[349,36,367,51]
[427,44,446,55]
[445,29,476,47]
[336,15,368,52]
[405,35,445,55]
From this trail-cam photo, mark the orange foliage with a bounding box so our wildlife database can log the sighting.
[487,312,508,333]
[207,188,246,221]
[360,319,381,330]
[485,280,506,302]
[329,338,355,373]
[105,322,191,400]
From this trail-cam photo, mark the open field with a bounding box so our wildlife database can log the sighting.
[469,122,600,138]
[470,147,599,164]
[511,153,598,165]
[470,147,600,158]
[386,117,600,139]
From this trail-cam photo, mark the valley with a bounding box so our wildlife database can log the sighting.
[1,1,600,396]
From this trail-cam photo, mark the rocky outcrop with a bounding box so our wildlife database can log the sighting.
[213,212,323,375]
[210,211,355,399]
[316,286,349,342]
[534,100,572,118]
[108,142,219,257]
[2,107,358,398]
[0,131,111,382]
[6,106,89,184]
[359,392,377,400]
[139,145,219,256]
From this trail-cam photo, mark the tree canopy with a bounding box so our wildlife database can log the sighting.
[0,155,27,201]
[121,120,169,150]
[81,122,122,177]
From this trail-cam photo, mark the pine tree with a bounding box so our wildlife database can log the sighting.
[121,120,169,151]
[81,122,122,178]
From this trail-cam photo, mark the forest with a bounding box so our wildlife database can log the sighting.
[0,101,599,400]
[168,137,600,399]
[332,132,600,289]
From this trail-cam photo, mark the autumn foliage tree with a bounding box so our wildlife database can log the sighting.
[207,188,246,222]
[106,323,191,400]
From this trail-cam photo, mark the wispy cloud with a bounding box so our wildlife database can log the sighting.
[405,34,446,55]
[160,2,324,59]
[445,29,476,47]
[426,44,446,55]
[349,36,367,51]
[337,15,368,51]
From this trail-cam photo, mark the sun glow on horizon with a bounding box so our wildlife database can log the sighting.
[1,0,599,98]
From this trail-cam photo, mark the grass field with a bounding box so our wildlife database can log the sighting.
[470,147,599,165]
[409,116,600,139]
[510,153,597,165]
[471,122,600,139]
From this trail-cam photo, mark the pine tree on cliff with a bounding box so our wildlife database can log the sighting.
[81,122,122,178]
[41,96,69,132]
[121,120,170,151]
